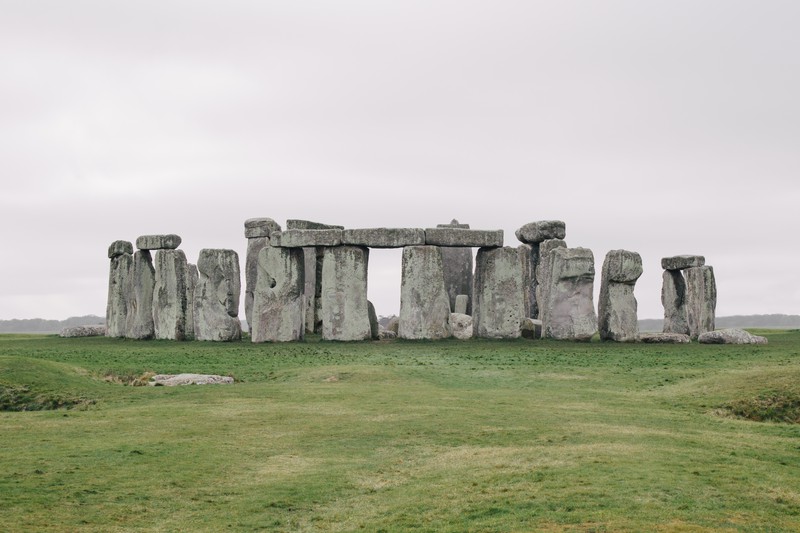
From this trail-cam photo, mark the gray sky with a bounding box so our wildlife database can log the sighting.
[2,0,798,321]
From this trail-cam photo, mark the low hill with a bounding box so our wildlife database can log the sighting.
[0,315,105,334]
[639,314,800,332]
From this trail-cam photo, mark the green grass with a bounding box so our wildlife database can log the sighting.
[1,331,800,531]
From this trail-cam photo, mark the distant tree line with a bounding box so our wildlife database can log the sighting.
[639,314,800,332]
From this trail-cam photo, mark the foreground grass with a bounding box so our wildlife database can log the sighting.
[1,331,799,531]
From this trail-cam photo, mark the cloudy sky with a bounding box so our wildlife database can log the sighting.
[1,1,798,321]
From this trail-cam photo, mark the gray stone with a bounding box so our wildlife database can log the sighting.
[184,263,198,341]
[244,217,281,239]
[108,240,133,259]
[698,328,767,345]
[136,234,182,250]
[342,228,425,248]
[440,247,473,314]
[368,301,380,340]
[515,220,566,244]
[520,318,542,340]
[436,219,470,229]
[313,247,325,333]
[473,246,526,339]
[244,237,270,334]
[251,246,305,342]
[378,330,397,340]
[126,250,156,340]
[598,250,642,342]
[321,246,371,341]
[386,316,399,335]
[106,250,133,338]
[685,265,716,339]
[149,374,234,386]
[424,228,503,248]
[302,247,317,334]
[638,332,691,344]
[153,249,188,340]
[541,247,597,341]
[60,325,106,338]
[534,239,567,323]
[286,220,344,230]
[273,229,343,248]
[454,294,469,315]
[398,246,452,340]
[450,313,473,340]
[661,255,705,271]
[662,270,689,335]
[193,249,242,342]
[519,244,534,318]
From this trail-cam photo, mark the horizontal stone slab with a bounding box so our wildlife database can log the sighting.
[515,220,566,244]
[272,229,343,247]
[136,234,181,250]
[661,255,705,270]
[286,219,344,230]
[244,217,281,239]
[424,228,503,247]
[638,332,691,344]
[108,240,133,258]
[342,228,425,248]
[698,329,768,345]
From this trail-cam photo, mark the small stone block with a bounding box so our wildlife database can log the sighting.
[273,229,343,247]
[437,219,470,229]
[661,255,705,270]
[454,294,469,315]
[244,218,281,238]
[108,240,133,258]
[604,250,643,283]
[425,228,503,247]
[342,228,425,248]
[639,332,691,344]
[515,221,566,244]
[136,234,182,250]
[286,219,344,230]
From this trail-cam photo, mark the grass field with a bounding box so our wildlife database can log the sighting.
[1,331,799,532]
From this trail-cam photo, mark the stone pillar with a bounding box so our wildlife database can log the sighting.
[321,246,371,341]
[106,240,133,338]
[251,246,305,342]
[473,246,526,339]
[661,255,707,337]
[437,220,473,314]
[515,220,566,319]
[542,247,597,341]
[685,265,716,339]
[153,249,189,340]
[598,250,642,342]
[535,238,567,327]
[184,263,198,341]
[193,249,242,342]
[399,245,452,339]
[126,250,156,340]
[244,218,282,335]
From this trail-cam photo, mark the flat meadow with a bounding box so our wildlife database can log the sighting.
[1,331,799,532]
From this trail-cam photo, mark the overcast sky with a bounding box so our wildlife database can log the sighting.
[1,1,798,321]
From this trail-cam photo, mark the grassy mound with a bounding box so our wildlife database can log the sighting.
[0,356,99,411]
[724,389,800,423]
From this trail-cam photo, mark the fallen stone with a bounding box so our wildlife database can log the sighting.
[194,249,242,342]
[149,374,234,386]
[661,255,705,271]
[515,220,566,244]
[320,246,371,341]
[662,270,689,335]
[399,246,452,340]
[251,246,305,342]
[153,249,189,340]
[473,246,526,339]
[244,217,282,239]
[184,263,198,341]
[424,228,503,248]
[273,229,343,248]
[598,250,642,342]
[541,247,597,341]
[244,236,270,334]
[638,332,691,344]
[106,249,133,338]
[136,234,182,250]
[286,220,344,230]
[520,318,542,340]
[698,329,767,345]
[368,301,380,340]
[450,313,473,340]
[60,325,107,338]
[378,330,397,340]
[454,294,469,315]
[386,316,399,335]
[342,228,425,248]
[685,265,716,339]
[108,240,133,259]
[127,250,156,340]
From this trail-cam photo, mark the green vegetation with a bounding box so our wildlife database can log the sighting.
[1,331,799,531]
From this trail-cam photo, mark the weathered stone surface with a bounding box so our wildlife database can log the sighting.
[108,240,133,259]
[149,374,234,386]
[698,328,767,345]
[286,220,344,230]
[519,244,534,318]
[321,246,371,341]
[251,246,305,342]
[302,247,317,334]
[313,247,325,333]
[436,219,469,229]
[244,217,281,239]
[193,249,241,342]
[450,313,473,340]
[386,316,399,335]
[534,239,567,323]
[136,234,182,250]
[342,228,425,248]
[368,301,380,340]
[542,247,597,341]
[685,265,716,339]
[244,237,269,334]
[515,220,566,244]
[441,247,473,314]
[639,332,691,344]
[126,250,156,340]
[378,330,397,340]
[454,294,469,315]
[106,251,133,338]
[273,229,343,248]
[399,246,452,340]
[424,228,503,248]
[662,270,689,335]
[520,318,542,340]
[598,250,642,342]
[60,325,106,338]
[184,263,198,341]
[661,255,705,271]
[473,247,526,339]
[153,249,188,340]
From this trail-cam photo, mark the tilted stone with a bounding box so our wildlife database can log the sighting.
[638,332,691,344]
[184,263,198,341]
[272,229,343,248]
[136,234,182,250]
[473,246,526,339]
[541,247,597,341]
[320,246,371,341]
[661,255,705,271]
[342,228,425,248]
[534,239,567,324]
[193,249,242,342]
[126,250,156,340]
[662,270,689,335]
[685,265,716,339]
[454,294,469,315]
[244,218,281,239]
[153,249,189,340]
[515,220,566,244]
[598,250,642,342]
[698,328,767,345]
[399,246,452,340]
[368,301,380,340]
[108,240,133,259]
[244,237,270,334]
[286,219,344,230]
[424,228,503,248]
[106,251,133,338]
[251,246,305,342]
[450,313,473,340]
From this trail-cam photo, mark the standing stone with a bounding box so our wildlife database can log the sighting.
[542,247,597,341]
[662,270,689,335]
[454,295,469,315]
[368,301,380,340]
[598,250,642,342]
[106,242,133,338]
[473,247,526,339]
[399,246,452,340]
[194,249,242,342]
[313,247,325,333]
[251,246,305,342]
[126,250,156,340]
[535,239,567,324]
[685,265,716,339]
[302,247,317,334]
[437,220,473,314]
[244,218,281,335]
[184,263,198,341]
[518,244,534,318]
[321,246,371,341]
[153,249,189,340]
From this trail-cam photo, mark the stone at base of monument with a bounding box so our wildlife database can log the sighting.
[450,313,473,340]
[368,301,380,339]
[386,316,399,335]
[698,329,767,345]
[321,246,371,341]
[251,246,305,342]
[343,228,425,248]
[149,374,234,386]
[60,325,107,338]
[520,318,542,339]
[193,249,242,342]
[638,332,691,344]
[399,246,452,339]
[378,330,397,340]
[454,294,469,315]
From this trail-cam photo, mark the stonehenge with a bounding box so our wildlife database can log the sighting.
[598,250,643,342]
[437,220,474,315]
[540,247,597,341]
[473,246,526,339]
[661,255,716,339]
[251,246,305,342]
[194,249,242,342]
[398,246,452,340]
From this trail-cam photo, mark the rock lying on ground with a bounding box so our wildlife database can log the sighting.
[59,325,107,338]
[638,332,691,344]
[697,329,768,345]
[148,374,234,386]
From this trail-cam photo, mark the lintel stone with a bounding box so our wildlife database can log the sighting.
[515,220,566,244]
[108,240,133,258]
[136,234,182,250]
[272,229,343,248]
[661,255,705,270]
[286,219,344,230]
[342,228,425,248]
[244,218,281,239]
[424,228,503,247]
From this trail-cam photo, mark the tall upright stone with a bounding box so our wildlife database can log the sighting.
[126,250,156,340]
[251,246,305,342]
[399,246,452,339]
[153,249,189,340]
[662,270,689,335]
[473,246,526,339]
[436,220,473,314]
[193,249,242,342]
[320,246,371,341]
[515,221,567,319]
[542,247,597,341]
[518,244,534,319]
[106,240,133,338]
[598,250,642,342]
[243,218,281,334]
[685,265,716,339]
[301,247,317,334]
[184,263,198,341]
[535,239,567,324]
